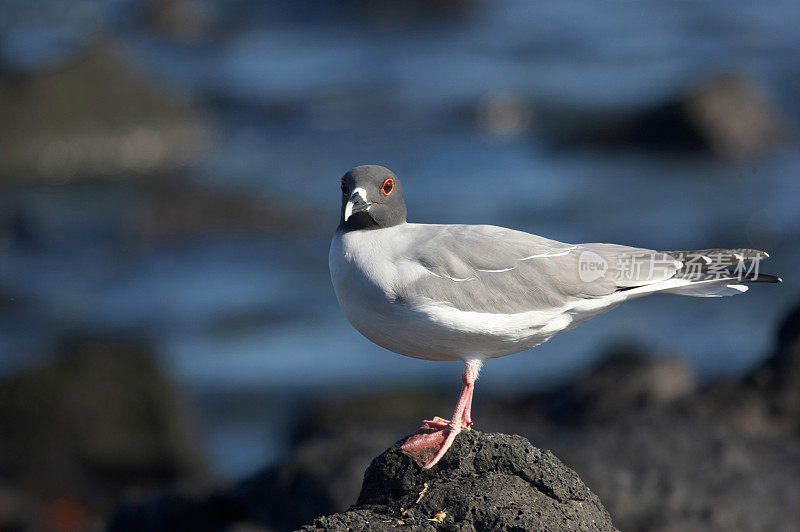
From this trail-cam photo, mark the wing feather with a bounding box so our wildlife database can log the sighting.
[396,225,679,314]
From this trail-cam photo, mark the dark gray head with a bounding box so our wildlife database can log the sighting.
[338,165,407,231]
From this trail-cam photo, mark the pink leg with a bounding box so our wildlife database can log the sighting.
[461,380,475,428]
[401,360,482,469]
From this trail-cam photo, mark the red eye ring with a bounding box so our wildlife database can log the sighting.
[381,178,394,196]
[340,179,349,196]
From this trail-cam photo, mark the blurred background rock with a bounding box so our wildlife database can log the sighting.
[0,1,798,530]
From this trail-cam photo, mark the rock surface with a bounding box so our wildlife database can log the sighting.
[285,332,800,532]
[105,302,800,531]
[548,412,800,532]
[538,73,785,159]
[302,430,617,531]
[749,301,800,430]
[0,42,210,183]
[0,335,207,529]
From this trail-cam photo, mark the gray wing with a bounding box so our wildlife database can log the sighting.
[397,224,678,314]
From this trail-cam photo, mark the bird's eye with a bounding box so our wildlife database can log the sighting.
[381,178,394,196]
[341,179,350,196]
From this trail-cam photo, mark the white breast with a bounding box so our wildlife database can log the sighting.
[330,227,412,353]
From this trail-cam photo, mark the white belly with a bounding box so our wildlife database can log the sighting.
[329,227,617,362]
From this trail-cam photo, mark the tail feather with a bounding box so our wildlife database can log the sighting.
[658,247,780,298]
[666,248,769,266]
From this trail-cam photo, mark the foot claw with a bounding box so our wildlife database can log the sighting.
[421,416,450,430]
[422,425,461,469]
[402,417,463,468]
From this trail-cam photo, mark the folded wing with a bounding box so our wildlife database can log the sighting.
[396,225,679,314]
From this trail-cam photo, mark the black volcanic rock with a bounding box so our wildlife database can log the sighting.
[751,301,800,424]
[0,335,208,529]
[548,412,800,532]
[301,430,617,531]
[570,351,696,422]
[0,42,210,183]
[108,302,800,531]
[538,73,785,159]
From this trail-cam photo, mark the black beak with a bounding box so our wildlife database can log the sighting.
[344,192,372,221]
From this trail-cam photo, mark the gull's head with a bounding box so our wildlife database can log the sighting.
[338,165,406,231]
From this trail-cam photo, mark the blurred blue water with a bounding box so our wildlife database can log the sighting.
[1,0,799,477]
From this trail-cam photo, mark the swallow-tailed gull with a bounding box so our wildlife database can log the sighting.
[329,165,780,469]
